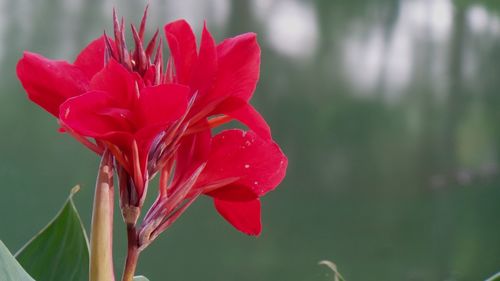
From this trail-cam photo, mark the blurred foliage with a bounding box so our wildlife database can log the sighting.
[455,0,500,12]
[487,272,500,281]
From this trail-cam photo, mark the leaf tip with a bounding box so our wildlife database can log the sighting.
[70,185,81,197]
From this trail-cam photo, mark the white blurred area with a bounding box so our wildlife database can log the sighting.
[253,0,319,60]
[1,0,500,92]
[341,0,500,99]
[146,0,320,59]
[343,0,452,97]
[467,4,500,34]
[164,0,231,28]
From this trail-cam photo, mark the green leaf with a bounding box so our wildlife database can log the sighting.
[486,272,500,281]
[15,186,89,281]
[133,276,150,281]
[0,240,35,281]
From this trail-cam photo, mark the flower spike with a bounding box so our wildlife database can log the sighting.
[153,39,163,85]
[112,8,123,63]
[131,24,147,74]
[145,29,159,60]
[138,4,149,41]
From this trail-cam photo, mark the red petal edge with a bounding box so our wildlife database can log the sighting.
[191,22,217,98]
[211,33,261,101]
[214,197,262,236]
[198,129,287,200]
[17,52,90,117]
[164,20,198,84]
[74,36,110,79]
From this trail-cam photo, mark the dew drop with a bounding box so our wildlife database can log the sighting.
[244,164,250,169]
[254,181,259,185]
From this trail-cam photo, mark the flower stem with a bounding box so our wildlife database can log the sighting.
[90,150,115,281]
[122,224,140,281]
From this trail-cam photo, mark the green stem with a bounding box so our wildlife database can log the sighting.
[90,150,115,281]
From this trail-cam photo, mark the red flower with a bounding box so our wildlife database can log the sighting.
[163,20,272,141]
[16,9,182,214]
[138,21,288,240]
[140,129,286,242]
[60,59,189,204]
[17,8,287,238]
[16,36,108,117]
[16,37,113,154]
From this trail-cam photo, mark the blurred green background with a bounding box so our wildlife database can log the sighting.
[1,0,500,280]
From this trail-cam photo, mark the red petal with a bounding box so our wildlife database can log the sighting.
[214,198,262,236]
[137,83,189,130]
[164,20,198,84]
[61,90,134,173]
[16,52,90,116]
[74,36,109,79]
[211,33,260,101]
[196,129,287,200]
[90,59,139,107]
[170,128,212,194]
[191,22,217,97]
[208,184,257,201]
[60,90,133,145]
[227,104,271,140]
[215,98,271,140]
[134,84,190,173]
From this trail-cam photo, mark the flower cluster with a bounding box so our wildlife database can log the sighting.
[16,9,287,246]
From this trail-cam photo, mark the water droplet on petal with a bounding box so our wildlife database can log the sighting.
[254,181,259,185]
[244,164,250,169]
